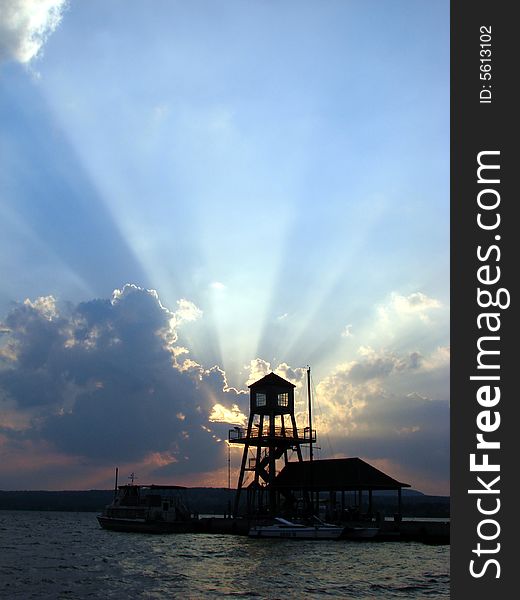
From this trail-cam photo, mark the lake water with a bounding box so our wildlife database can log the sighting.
[0,511,449,599]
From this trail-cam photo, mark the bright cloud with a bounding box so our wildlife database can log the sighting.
[174,298,203,323]
[244,358,271,386]
[341,324,353,338]
[208,403,247,426]
[393,292,441,313]
[378,291,442,324]
[0,0,67,64]
[244,358,306,388]
[22,295,58,320]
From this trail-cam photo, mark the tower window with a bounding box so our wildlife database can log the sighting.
[256,393,266,407]
[278,392,289,407]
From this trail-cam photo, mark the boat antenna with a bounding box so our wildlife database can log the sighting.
[307,366,313,463]
[129,472,137,485]
[307,365,316,515]
[113,467,119,499]
[227,440,231,490]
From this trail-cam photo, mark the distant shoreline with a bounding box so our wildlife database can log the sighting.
[0,488,449,518]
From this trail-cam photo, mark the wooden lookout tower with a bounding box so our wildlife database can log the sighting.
[229,372,316,517]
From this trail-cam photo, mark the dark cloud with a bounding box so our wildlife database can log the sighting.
[342,392,449,479]
[0,286,244,475]
[314,347,449,491]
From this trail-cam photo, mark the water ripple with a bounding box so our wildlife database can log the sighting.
[0,511,449,598]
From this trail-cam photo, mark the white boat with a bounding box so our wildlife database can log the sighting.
[248,517,344,540]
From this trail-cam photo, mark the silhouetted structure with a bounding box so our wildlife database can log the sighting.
[230,372,411,522]
[229,372,315,516]
[274,457,410,521]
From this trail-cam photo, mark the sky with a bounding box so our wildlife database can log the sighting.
[0,0,449,494]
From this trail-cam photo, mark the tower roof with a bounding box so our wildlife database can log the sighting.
[248,371,296,389]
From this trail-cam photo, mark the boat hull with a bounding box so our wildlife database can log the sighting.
[248,526,344,540]
[97,515,193,534]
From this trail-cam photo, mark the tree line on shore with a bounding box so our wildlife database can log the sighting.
[0,488,449,517]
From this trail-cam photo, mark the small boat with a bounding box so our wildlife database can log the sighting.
[97,480,197,533]
[248,517,344,540]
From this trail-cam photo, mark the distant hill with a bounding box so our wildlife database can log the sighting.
[0,488,449,517]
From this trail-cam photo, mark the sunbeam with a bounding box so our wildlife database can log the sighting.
[0,0,449,494]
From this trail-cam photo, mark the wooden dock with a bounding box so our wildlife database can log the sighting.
[191,517,449,544]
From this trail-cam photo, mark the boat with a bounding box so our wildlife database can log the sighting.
[97,479,197,533]
[248,516,344,540]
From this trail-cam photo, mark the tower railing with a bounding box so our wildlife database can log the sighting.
[228,426,316,442]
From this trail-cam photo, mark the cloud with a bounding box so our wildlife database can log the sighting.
[311,347,449,492]
[342,346,423,384]
[244,358,271,386]
[209,403,247,426]
[0,288,449,492]
[392,292,441,313]
[0,0,67,64]
[243,358,307,388]
[0,285,242,482]
[421,345,450,370]
[331,388,449,493]
[377,291,442,325]
[313,346,446,432]
[341,324,353,338]
[313,371,372,434]
[22,295,58,319]
[274,362,307,387]
[173,298,203,324]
